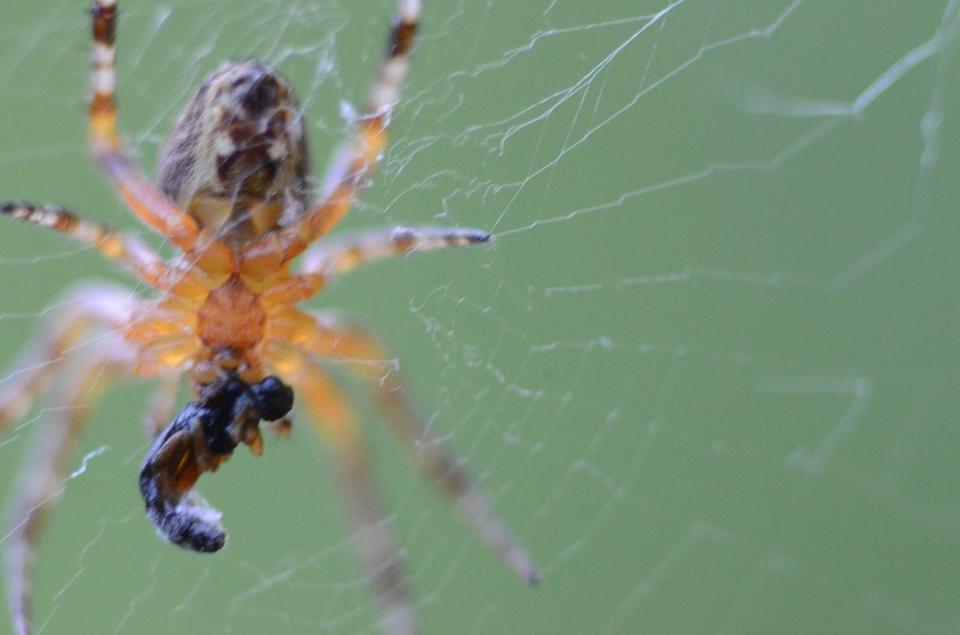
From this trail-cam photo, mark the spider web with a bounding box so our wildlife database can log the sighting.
[1,0,959,633]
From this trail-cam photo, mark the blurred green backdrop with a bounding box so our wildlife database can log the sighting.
[1,1,958,634]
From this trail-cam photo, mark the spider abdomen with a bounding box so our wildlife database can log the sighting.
[157,61,311,243]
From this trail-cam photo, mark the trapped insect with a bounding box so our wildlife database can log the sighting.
[0,1,538,633]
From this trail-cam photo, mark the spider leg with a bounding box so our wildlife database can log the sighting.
[270,311,540,586]
[311,0,419,232]
[255,226,490,307]
[0,284,137,433]
[300,225,491,278]
[243,0,421,266]
[0,203,174,288]
[269,343,414,635]
[88,0,199,250]
[5,345,130,635]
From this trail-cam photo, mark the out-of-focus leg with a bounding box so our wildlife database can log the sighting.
[268,343,414,635]
[270,311,540,586]
[0,284,137,434]
[5,350,127,635]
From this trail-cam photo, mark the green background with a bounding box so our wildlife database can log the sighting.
[1,1,958,633]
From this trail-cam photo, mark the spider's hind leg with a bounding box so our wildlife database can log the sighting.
[247,0,423,266]
[308,0,421,237]
[88,0,199,249]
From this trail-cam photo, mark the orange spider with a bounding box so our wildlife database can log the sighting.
[0,1,538,634]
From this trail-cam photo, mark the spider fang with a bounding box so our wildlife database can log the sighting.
[139,375,293,552]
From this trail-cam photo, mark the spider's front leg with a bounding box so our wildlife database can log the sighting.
[0,283,140,635]
[5,352,124,635]
[317,313,540,584]
[268,343,414,635]
[267,311,540,586]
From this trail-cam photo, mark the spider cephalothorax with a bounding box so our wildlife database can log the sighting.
[0,2,537,634]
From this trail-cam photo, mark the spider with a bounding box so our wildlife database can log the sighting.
[0,1,538,633]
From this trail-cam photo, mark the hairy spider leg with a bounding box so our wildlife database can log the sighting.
[0,203,173,288]
[310,0,420,234]
[242,0,422,268]
[300,225,491,278]
[88,0,200,251]
[251,224,491,308]
[268,310,540,586]
[271,343,414,635]
[90,0,234,280]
